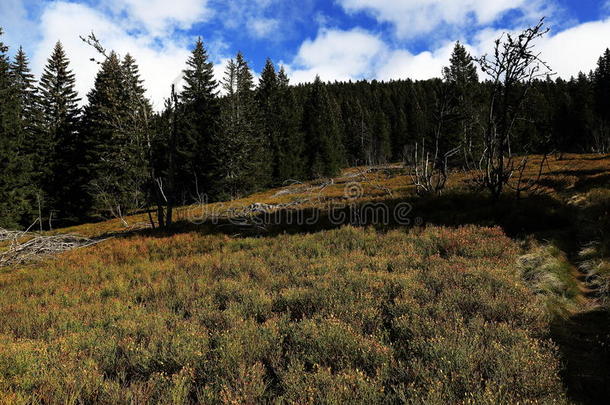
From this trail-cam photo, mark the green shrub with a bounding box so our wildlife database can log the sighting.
[0,226,567,403]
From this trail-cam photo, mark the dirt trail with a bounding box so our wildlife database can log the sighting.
[551,194,610,405]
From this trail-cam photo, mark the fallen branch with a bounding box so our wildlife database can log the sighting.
[0,229,23,242]
[0,231,109,267]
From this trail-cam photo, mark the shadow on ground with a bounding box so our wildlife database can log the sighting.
[552,309,610,404]
[114,164,609,404]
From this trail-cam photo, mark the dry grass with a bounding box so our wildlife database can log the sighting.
[46,153,607,240]
[0,226,567,403]
[0,153,609,403]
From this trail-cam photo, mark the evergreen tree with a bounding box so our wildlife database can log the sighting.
[257,59,303,184]
[443,42,478,89]
[371,110,391,164]
[10,47,39,128]
[38,41,81,223]
[211,52,266,198]
[274,66,305,181]
[0,29,32,228]
[391,107,409,160]
[257,58,279,183]
[122,53,153,205]
[592,49,610,152]
[340,98,367,166]
[179,38,220,198]
[404,81,428,162]
[570,73,595,151]
[302,76,344,177]
[443,41,479,152]
[82,52,150,222]
[236,52,267,190]
[11,47,44,217]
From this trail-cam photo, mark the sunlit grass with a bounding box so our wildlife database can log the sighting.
[0,226,567,403]
[1,153,609,403]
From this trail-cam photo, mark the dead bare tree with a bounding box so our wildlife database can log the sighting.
[592,120,610,154]
[411,141,460,196]
[508,154,550,199]
[468,19,553,200]
[410,80,460,196]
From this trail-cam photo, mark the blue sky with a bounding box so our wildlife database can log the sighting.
[2,0,610,109]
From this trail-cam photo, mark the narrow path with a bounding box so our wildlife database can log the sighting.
[551,214,610,404]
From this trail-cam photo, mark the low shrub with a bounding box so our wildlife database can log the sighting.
[0,226,567,403]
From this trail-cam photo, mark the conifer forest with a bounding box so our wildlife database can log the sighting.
[1,16,610,404]
[1,22,609,230]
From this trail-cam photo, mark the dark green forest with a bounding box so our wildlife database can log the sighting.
[1,24,610,230]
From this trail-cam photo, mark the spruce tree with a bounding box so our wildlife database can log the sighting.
[82,52,150,222]
[179,38,220,197]
[443,42,478,89]
[443,41,479,152]
[0,29,32,228]
[213,53,265,198]
[214,58,244,198]
[302,76,344,178]
[274,67,304,181]
[39,42,80,149]
[122,53,153,181]
[570,72,595,151]
[256,58,281,184]
[11,47,44,216]
[233,52,266,189]
[10,47,39,127]
[371,111,391,164]
[593,49,610,152]
[38,41,81,223]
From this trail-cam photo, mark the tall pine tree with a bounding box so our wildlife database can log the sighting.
[443,41,479,153]
[302,76,344,178]
[81,52,150,222]
[0,28,32,228]
[38,41,81,224]
[11,47,44,220]
[10,47,39,131]
[257,58,279,183]
[593,49,610,152]
[179,38,220,198]
[212,52,265,198]
[274,67,304,181]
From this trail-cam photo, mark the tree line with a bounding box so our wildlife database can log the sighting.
[1,24,610,230]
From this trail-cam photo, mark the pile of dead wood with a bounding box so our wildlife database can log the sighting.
[0,229,106,267]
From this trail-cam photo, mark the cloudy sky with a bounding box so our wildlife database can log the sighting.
[1,0,609,109]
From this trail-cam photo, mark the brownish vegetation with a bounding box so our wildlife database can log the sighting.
[0,153,608,404]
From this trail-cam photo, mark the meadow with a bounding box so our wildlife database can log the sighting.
[0,154,609,404]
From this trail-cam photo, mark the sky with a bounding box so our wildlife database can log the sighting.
[1,0,610,110]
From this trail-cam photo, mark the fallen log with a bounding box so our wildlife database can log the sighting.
[0,230,108,267]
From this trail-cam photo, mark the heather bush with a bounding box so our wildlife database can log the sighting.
[0,226,567,403]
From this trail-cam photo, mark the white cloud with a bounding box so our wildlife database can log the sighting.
[247,17,280,38]
[220,0,289,39]
[376,46,453,81]
[463,20,610,80]
[336,0,548,38]
[106,0,211,37]
[0,0,41,48]
[539,19,610,78]
[285,17,610,85]
[284,27,466,83]
[286,28,388,83]
[30,1,200,110]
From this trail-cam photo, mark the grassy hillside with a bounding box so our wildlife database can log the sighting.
[0,153,609,404]
[0,226,566,403]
